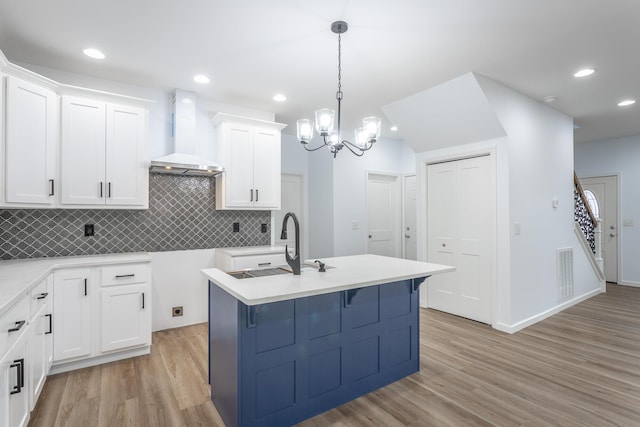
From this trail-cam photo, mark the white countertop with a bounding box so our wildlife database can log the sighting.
[0,253,152,317]
[202,254,455,306]
[216,246,288,257]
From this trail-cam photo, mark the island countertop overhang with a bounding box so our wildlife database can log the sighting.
[202,254,455,306]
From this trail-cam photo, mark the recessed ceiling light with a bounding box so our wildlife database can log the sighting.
[574,68,595,78]
[273,94,287,102]
[390,126,398,131]
[618,99,636,107]
[543,96,557,104]
[83,48,105,59]
[193,74,210,84]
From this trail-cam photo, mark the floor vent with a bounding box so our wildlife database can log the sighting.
[557,248,574,301]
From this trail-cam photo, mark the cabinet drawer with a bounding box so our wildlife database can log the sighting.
[100,263,148,286]
[30,279,50,319]
[233,253,286,270]
[0,294,29,356]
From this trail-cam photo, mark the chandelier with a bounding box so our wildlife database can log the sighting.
[296,21,382,158]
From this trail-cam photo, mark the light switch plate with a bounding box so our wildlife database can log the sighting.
[514,222,521,235]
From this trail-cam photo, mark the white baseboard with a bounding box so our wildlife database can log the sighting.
[49,346,150,375]
[492,287,603,334]
[617,280,640,288]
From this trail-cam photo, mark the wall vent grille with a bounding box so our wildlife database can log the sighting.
[557,247,574,301]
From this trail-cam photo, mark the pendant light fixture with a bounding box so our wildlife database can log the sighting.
[296,21,382,158]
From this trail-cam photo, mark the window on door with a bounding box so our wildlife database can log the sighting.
[583,189,600,218]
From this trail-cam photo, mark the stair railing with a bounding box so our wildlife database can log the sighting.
[574,173,600,258]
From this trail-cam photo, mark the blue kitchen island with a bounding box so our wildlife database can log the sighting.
[202,254,454,427]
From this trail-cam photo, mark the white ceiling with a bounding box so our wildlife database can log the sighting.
[0,0,638,144]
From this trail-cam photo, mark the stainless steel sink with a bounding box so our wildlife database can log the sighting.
[227,267,291,279]
[226,263,334,279]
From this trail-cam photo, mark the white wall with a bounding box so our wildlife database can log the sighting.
[150,249,216,331]
[477,75,601,328]
[332,137,415,256]
[575,134,640,285]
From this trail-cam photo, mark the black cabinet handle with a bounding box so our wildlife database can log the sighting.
[84,278,88,296]
[45,314,53,334]
[49,179,55,196]
[10,359,24,395]
[99,182,104,198]
[36,292,49,300]
[8,320,26,333]
[250,189,253,202]
[256,189,259,202]
[115,274,135,279]
[108,182,112,198]
[142,292,145,309]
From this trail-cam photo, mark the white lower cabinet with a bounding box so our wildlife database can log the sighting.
[0,292,30,427]
[1,340,29,427]
[28,277,53,410]
[52,268,93,362]
[100,283,150,353]
[52,262,151,370]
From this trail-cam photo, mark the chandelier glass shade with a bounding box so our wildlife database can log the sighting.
[296,21,382,158]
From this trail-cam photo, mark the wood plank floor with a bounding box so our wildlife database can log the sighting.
[29,283,640,426]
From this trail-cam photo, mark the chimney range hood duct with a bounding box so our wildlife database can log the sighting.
[149,90,223,176]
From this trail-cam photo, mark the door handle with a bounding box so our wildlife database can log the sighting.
[256,189,259,202]
[142,292,145,309]
[36,292,49,300]
[250,189,253,202]
[45,314,53,334]
[84,278,88,296]
[10,359,24,395]
[49,179,55,196]
[405,234,411,238]
[108,182,112,198]
[8,320,26,333]
[610,233,616,237]
[100,182,104,198]
[368,235,372,238]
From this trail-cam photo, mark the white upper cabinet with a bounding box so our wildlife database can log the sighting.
[61,96,148,208]
[213,113,285,210]
[2,76,57,207]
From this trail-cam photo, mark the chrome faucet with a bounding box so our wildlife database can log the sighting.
[280,212,300,275]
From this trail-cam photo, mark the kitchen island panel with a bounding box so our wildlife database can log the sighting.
[210,277,421,427]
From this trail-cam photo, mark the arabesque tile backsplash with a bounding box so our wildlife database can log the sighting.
[0,174,271,260]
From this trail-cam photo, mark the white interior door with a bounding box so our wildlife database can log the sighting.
[367,173,401,257]
[580,175,618,283]
[427,155,492,324]
[403,175,417,260]
[274,174,303,256]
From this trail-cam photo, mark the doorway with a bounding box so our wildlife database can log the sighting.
[580,175,618,283]
[274,174,304,258]
[366,172,401,257]
[403,175,417,260]
[426,155,493,324]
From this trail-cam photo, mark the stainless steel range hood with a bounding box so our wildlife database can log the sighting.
[149,90,223,176]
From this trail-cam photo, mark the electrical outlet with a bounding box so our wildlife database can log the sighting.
[84,224,95,236]
[261,223,267,233]
[172,306,183,317]
[233,222,240,232]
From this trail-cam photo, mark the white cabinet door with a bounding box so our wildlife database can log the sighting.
[4,76,57,206]
[252,128,281,209]
[53,269,93,362]
[100,283,150,353]
[225,125,254,208]
[60,96,106,205]
[105,104,147,206]
[1,340,29,427]
[28,306,46,411]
